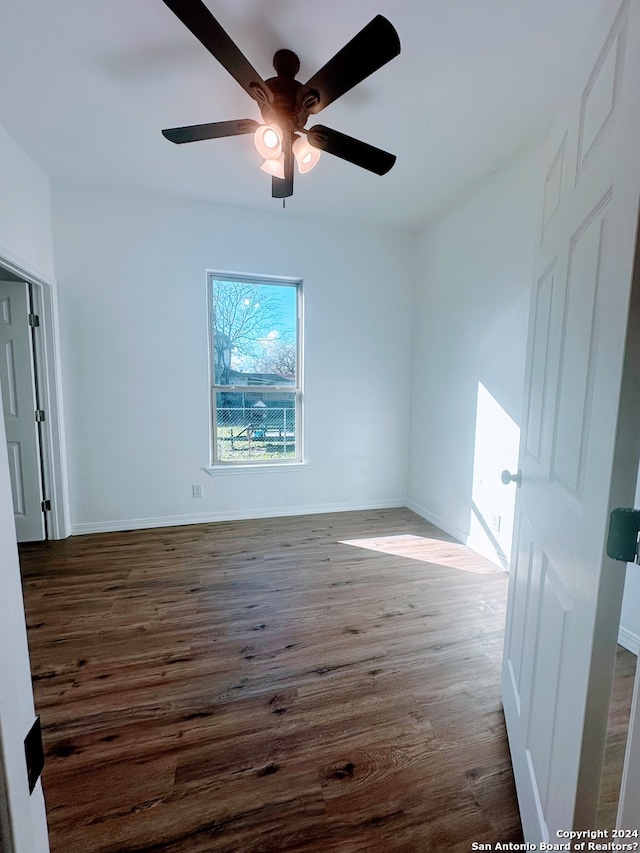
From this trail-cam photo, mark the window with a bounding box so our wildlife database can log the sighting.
[208,273,302,466]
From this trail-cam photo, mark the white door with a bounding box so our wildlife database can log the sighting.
[502,0,640,839]
[0,280,45,542]
[0,405,50,852]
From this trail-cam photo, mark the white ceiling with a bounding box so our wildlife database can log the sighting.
[0,0,603,227]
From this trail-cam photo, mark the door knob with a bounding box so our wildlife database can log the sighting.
[501,469,522,487]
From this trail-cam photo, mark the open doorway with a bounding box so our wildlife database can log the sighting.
[0,274,47,540]
[0,257,69,541]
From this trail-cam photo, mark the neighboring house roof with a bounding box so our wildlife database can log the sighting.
[225,369,295,386]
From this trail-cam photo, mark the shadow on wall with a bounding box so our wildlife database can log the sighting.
[469,381,521,569]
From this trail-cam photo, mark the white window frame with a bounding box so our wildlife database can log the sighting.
[206,271,304,469]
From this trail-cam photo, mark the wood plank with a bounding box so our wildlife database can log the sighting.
[20,508,523,851]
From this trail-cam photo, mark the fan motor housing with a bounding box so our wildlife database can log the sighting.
[261,74,308,130]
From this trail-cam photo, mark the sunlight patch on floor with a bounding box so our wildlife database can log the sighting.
[340,534,504,574]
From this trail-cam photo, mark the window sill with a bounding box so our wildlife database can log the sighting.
[204,462,307,476]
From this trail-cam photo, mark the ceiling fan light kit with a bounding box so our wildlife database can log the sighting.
[292,136,321,174]
[260,155,285,179]
[253,123,283,159]
[160,0,401,201]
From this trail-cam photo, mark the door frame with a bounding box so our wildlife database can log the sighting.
[0,254,70,540]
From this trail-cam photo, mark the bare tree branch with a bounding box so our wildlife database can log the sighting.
[212,281,287,382]
[255,338,296,376]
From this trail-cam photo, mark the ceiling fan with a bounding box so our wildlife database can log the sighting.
[160,0,401,201]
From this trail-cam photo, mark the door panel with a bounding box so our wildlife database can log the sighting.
[524,264,556,461]
[552,196,608,499]
[526,556,572,814]
[502,0,640,838]
[504,512,537,715]
[7,441,26,514]
[0,280,45,542]
[576,13,627,179]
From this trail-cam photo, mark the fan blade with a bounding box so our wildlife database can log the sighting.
[161,0,271,103]
[307,125,396,175]
[272,133,294,199]
[297,15,400,114]
[162,118,259,144]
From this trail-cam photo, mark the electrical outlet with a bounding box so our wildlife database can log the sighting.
[490,512,501,532]
[192,484,203,499]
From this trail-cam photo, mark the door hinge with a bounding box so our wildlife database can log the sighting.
[41,499,51,512]
[607,508,640,563]
[35,410,45,422]
[28,313,40,327]
[24,716,45,794]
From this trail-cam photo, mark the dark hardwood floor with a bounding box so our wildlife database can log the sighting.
[19,508,523,852]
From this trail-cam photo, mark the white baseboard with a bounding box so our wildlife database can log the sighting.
[70,499,406,536]
[619,625,640,655]
[71,497,503,572]
[464,535,510,571]
[405,499,509,570]
[405,499,469,543]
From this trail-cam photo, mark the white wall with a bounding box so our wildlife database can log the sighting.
[51,185,414,532]
[407,147,542,567]
[0,126,55,284]
[0,125,50,851]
